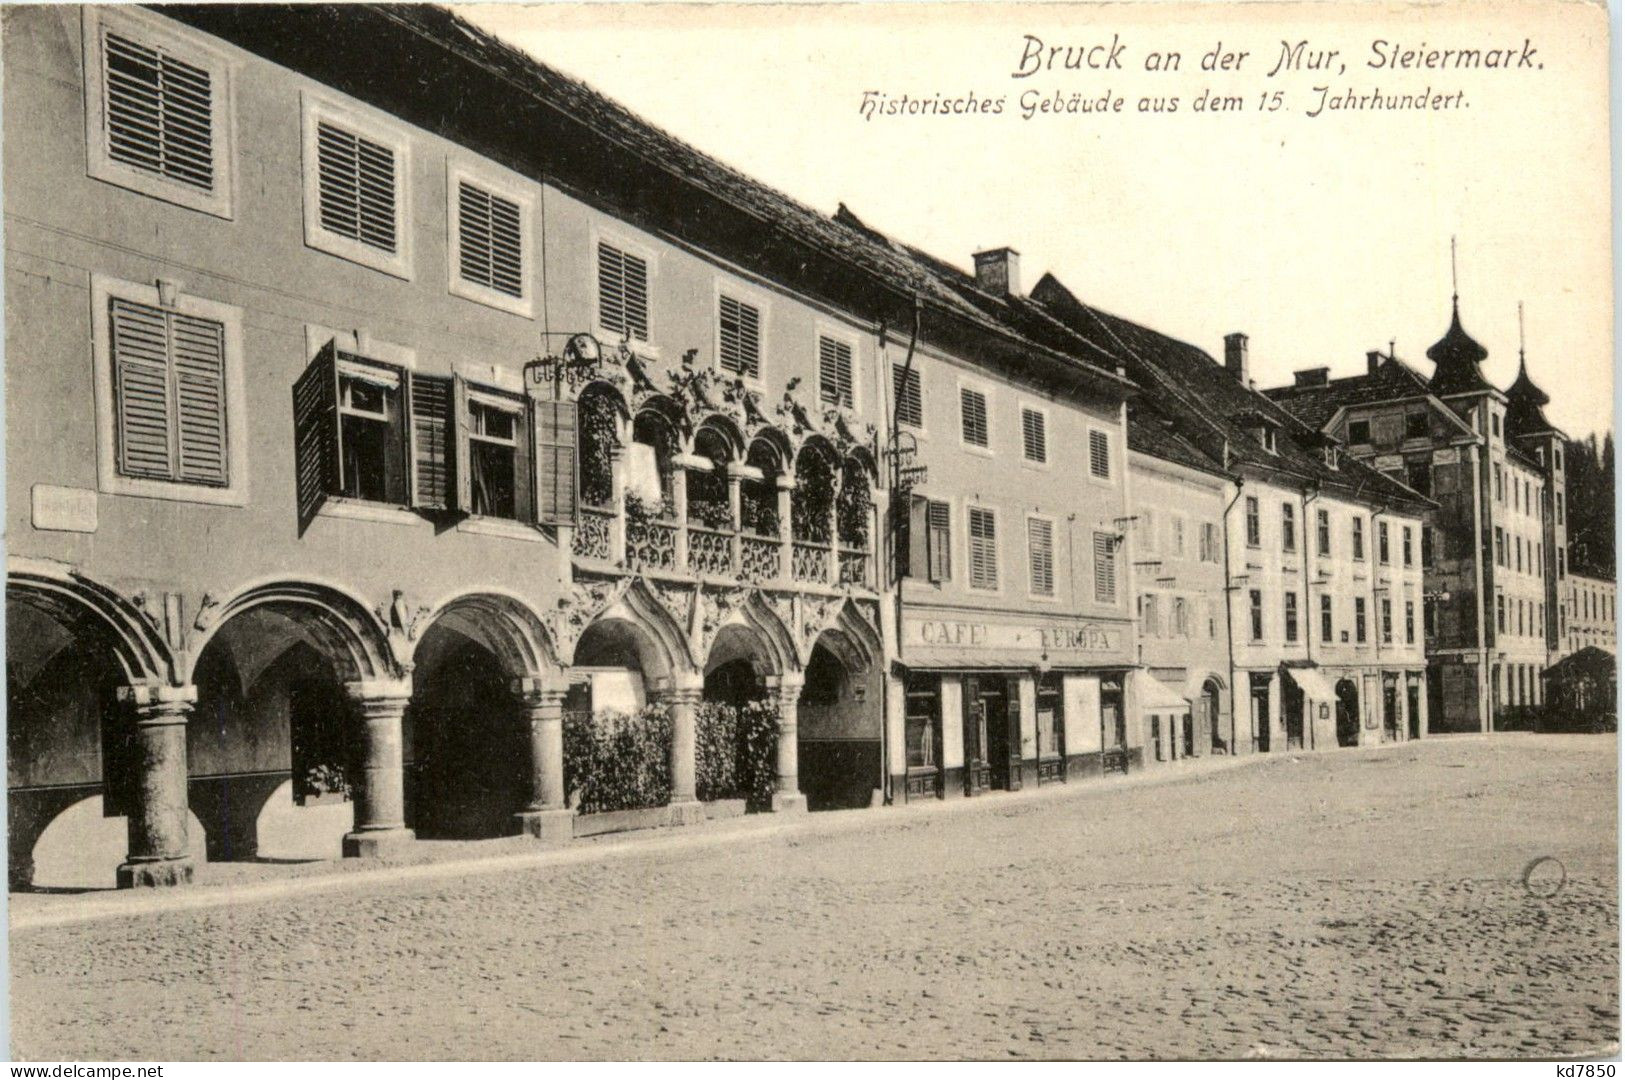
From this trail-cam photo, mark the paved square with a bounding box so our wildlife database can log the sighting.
[10,735,1618,1060]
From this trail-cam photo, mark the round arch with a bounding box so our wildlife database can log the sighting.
[7,562,175,689]
[412,590,560,686]
[184,578,398,687]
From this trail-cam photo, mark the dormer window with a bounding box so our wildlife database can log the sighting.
[1260,427,1277,453]
[1348,419,1372,445]
[1324,445,1339,469]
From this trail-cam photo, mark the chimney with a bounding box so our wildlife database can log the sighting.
[973,247,1021,296]
[1366,350,1382,375]
[1224,332,1249,382]
[1293,367,1329,388]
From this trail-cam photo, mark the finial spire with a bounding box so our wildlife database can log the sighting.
[1450,236,1459,308]
[1518,301,1527,370]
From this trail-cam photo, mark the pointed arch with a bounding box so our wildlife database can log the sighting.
[413,590,560,685]
[800,599,882,672]
[574,577,696,682]
[184,577,398,685]
[7,560,176,688]
[705,591,798,678]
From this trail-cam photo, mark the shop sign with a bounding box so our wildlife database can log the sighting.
[905,614,1126,657]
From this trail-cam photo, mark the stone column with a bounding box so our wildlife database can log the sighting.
[342,682,415,858]
[671,464,690,572]
[116,686,196,889]
[769,676,808,813]
[514,682,572,843]
[726,464,748,573]
[777,477,796,583]
[661,683,704,824]
[609,446,628,566]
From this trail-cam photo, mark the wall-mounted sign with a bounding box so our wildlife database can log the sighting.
[904,612,1128,663]
[1433,447,1461,466]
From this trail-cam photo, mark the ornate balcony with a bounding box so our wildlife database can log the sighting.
[792,541,831,585]
[626,518,678,572]
[574,506,615,562]
[689,526,735,578]
[740,534,781,583]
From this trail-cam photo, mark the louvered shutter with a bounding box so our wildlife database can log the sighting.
[927,500,951,583]
[110,299,175,481]
[512,402,535,525]
[968,507,997,589]
[1089,429,1111,478]
[819,336,853,408]
[718,295,760,378]
[1021,408,1046,463]
[598,243,649,342]
[451,374,472,512]
[960,389,988,447]
[458,181,523,298]
[317,120,396,253]
[1027,518,1054,596]
[405,371,452,510]
[903,494,928,580]
[292,343,340,530]
[532,398,578,527]
[171,311,227,485]
[893,364,922,428]
[103,30,214,192]
[1093,532,1117,603]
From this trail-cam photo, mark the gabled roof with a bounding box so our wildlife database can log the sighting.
[1030,273,1433,513]
[1263,356,1434,431]
[1542,646,1616,678]
[1126,407,1227,478]
[1426,299,1495,396]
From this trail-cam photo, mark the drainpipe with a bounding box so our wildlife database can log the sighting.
[1221,473,1245,754]
[884,299,923,804]
[1469,438,1490,730]
[1301,485,1319,749]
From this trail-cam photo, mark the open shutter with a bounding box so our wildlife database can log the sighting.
[291,343,340,533]
[927,500,951,583]
[405,371,452,510]
[513,400,535,525]
[451,373,472,513]
[531,398,579,527]
[109,298,175,481]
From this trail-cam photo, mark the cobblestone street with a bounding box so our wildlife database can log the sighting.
[10,734,1619,1060]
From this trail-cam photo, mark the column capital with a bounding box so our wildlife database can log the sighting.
[345,678,413,707]
[511,678,568,709]
[656,686,705,707]
[118,683,197,708]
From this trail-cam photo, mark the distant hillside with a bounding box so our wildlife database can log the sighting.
[1565,432,1616,580]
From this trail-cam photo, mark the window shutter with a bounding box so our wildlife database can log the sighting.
[170,311,228,486]
[458,181,523,298]
[1027,518,1054,595]
[103,30,214,192]
[404,372,452,510]
[819,336,853,408]
[1089,429,1110,478]
[109,298,175,481]
[598,243,648,341]
[903,494,927,580]
[291,343,340,531]
[960,389,988,447]
[532,398,579,526]
[1021,409,1047,463]
[893,364,922,428]
[317,120,396,253]
[1094,531,1117,603]
[718,295,761,379]
[968,507,997,588]
[452,374,472,513]
[927,499,951,583]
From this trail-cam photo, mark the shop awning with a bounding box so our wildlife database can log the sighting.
[898,649,1126,673]
[1133,671,1191,713]
[1282,665,1337,701]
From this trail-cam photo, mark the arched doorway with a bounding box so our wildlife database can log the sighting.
[1335,678,1361,747]
[797,623,883,810]
[1203,678,1226,755]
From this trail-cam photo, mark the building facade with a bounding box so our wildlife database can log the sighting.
[1265,297,1569,731]
[1562,574,1617,656]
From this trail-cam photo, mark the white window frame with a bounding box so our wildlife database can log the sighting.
[83,7,237,220]
[445,158,536,318]
[957,379,994,456]
[814,322,861,412]
[1025,512,1059,601]
[965,503,1001,593]
[592,226,660,358]
[1018,402,1051,468]
[301,91,413,280]
[90,272,248,507]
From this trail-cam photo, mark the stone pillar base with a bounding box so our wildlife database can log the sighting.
[770,792,808,814]
[667,799,706,827]
[515,808,575,844]
[117,857,193,889]
[342,827,416,859]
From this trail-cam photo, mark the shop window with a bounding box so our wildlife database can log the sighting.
[904,674,940,773]
[1036,674,1064,760]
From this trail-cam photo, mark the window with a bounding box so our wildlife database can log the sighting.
[92,275,246,506]
[1557,491,1565,524]
[960,388,989,449]
[968,507,998,589]
[1249,590,1264,642]
[1173,596,1189,637]
[1141,509,1158,555]
[1245,496,1261,547]
[1497,594,1506,633]
[447,166,534,316]
[1425,599,1437,638]
[1020,407,1047,464]
[1556,447,1564,471]
[1422,526,1434,567]
[893,364,923,428]
[1260,428,1277,454]
[1348,419,1372,444]
[1171,515,1185,557]
[1381,598,1393,644]
[1317,508,1331,557]
[1352,517,1365,560]
[303,95,410,277]
[926,500,951,583]
[1516,537,1523,573]
[336,361,402,503]
[1093,532,1117,604]
[1142,595,1161,637]
[1559,547,1566,578]
[1492,412,1501,437]
[1320,594,1333,642]
[1494,464,1504,502]
[1027,517,1055,597]
[467,394,525,521]
[85,10,233,218]
[1407,460,1432,496]
[1378,521,1390,564]
[1402,526,1414,567]
[1200,521,1221,563]
[597,241,650,342]
[717,294,761,379]
[1355,597,1367,643]
[1495,527,1505,567]
[1405,411,1429,439]
[1284,592,1298,643]
[1281,503,1296,553]
[1088,429,1112,479]
[818,335,853,407]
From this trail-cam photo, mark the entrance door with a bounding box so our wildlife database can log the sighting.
[1335,679,1360,746]
[1282,675,1305,750]
[1383,680,1399,742]
[1100,676,1128,773]
[1250,674,1272,753]
[961,676,993,796]
[1036,674,1065,784]
[974,677,1020,792]
[1407,683,1421,740]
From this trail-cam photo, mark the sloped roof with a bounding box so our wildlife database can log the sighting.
[1505,354,1562,440]
[1263,356,1434,431]
[1542,646,1616,679]
[1030,273,1433,512]
[1426,300,1494,396]
[1127,408,1227,477]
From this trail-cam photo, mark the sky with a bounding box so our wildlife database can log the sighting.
[456,1,1614,439]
